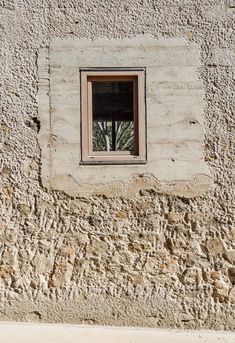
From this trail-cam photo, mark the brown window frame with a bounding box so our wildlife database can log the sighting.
[80,69,146,165]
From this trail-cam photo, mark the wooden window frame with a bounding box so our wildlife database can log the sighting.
[80,69,146,165]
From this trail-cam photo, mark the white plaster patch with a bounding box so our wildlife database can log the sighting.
[38,36,212,197]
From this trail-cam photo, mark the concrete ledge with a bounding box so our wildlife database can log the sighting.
[0,322,234,343]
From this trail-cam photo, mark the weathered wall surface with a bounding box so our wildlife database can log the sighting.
[0,0,235,330]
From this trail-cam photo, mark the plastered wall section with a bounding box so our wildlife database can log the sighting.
[38,36,212,198]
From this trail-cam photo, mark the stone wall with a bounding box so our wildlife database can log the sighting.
[0,0,235,330]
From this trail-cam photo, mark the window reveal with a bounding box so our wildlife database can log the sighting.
[81,70,146,164]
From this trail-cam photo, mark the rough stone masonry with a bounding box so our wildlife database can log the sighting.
[0,0,235,330]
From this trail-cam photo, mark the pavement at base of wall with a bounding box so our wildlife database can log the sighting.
[0,322,234,343]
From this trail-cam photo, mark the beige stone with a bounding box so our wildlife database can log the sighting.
[50,262,73,287]
[181,267,202,286]
[32,254,54,274]
[206,238,224,255]
[115,211,128,220]
[87,239,108,255]
[167,212,184,223]
[0,219,5,232]
[228,268,235,285]
[224,251,235,265]
[160,258,179,274]
[68,232,89,245]
[210,271,222,280]
[128,242,151,252]
[228,286,235,303]
[2,186,13,198]
[213,278,230,303]
[0,265,13,280]
[18,204,31,216]
[1,166,12,177]
[131,274,145,286]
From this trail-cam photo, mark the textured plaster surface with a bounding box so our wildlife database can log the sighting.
[0,0,235,331]
[38,36,212,197]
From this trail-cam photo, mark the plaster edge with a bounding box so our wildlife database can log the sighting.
[37,47,51,188]
[50,173,213,198]
[49,34,197,49]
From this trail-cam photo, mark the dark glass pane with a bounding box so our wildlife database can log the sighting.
[92,81,134,152]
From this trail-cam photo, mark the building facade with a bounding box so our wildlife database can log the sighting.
[0,0,235,330]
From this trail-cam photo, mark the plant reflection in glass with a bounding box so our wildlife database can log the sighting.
[93,121,134,151]
[92,81,134,152]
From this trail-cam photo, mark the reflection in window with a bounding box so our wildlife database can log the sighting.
[92,82,134,152]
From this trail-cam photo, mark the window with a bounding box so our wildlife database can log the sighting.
[80,69,146,164]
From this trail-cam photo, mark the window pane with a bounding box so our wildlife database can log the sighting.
[92,81,134,152]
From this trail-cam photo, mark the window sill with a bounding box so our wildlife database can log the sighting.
[80,160,147,165]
